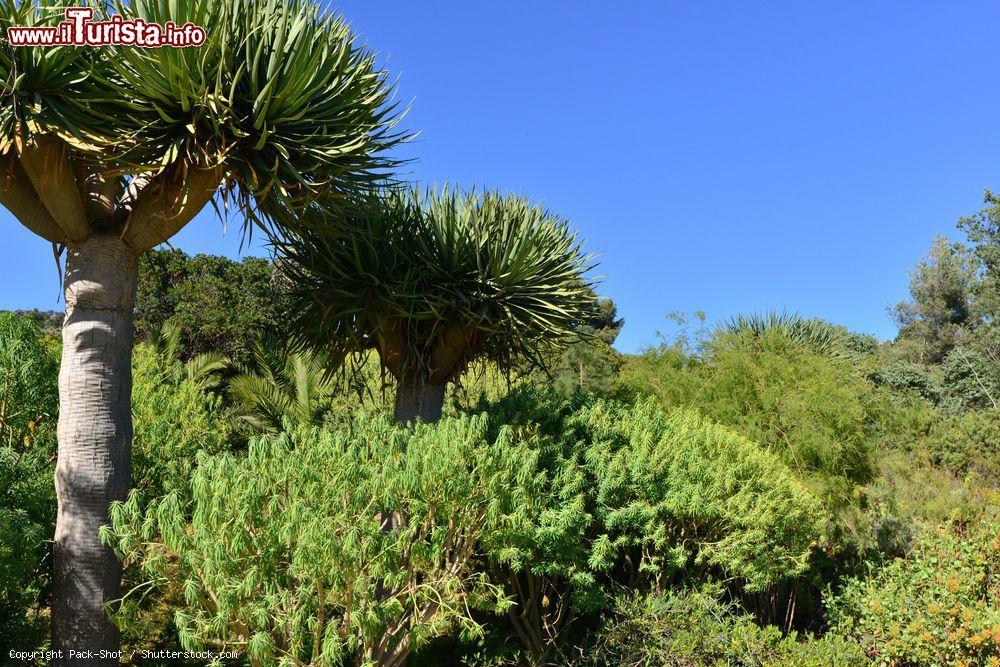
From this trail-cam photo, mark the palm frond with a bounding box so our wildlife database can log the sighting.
[227,342,332,434]
[185,352,228,387]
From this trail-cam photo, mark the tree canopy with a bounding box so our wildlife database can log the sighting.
[0,0,407,246]
[278,187,596,422]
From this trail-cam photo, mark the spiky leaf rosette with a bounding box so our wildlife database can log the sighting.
[108,0,406,209]
[1,0,405,247]
[278,187,597,384]
[716,311,860,362]
[0,0,123,153]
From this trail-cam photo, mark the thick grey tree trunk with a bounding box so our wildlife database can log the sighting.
[392,377,446,424]
[52,235,139,665]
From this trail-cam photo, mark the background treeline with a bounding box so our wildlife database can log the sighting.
[4,193,1000,665]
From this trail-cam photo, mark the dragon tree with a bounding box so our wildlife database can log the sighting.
[279,188,596,424]
[0,0,404,659]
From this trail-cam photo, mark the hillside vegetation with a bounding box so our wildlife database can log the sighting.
[4,194,1000,665]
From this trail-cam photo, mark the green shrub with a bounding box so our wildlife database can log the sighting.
[473,392,600,664]
[829,519,1000,666]
[106,414,538,666]
[131,343,232,501]
[582,399,825,590]
[135,249,289,364]
[583,585,866,667]
[926,409,1000,485]
[617,327,884,630]
[935,347,1000,413]
[619,327,877,532]
[869,389,938,456]
[874,359,935,400]
[0,313,59,647]
[475,392,825,663]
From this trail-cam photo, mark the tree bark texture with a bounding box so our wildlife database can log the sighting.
[52,235,139,665]
[392,376,446,425]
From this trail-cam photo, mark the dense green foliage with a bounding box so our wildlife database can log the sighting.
[109,342,234,651]
[1,309,62,336]
[108,415,534,666]
[959,190,1000,322]
[0,314,58,648]
[135,249,290,363]
[584,400,823,588]
[9,207,1000,664]
[130,343,232,502]
[227,341,336,434]
[468,392,823,663]
[102,394,824,666]
[830,519,1000,666]
[584,585,865,667]
[926,409,1000,484]
[619,321,876,531]
[890,236,979,365]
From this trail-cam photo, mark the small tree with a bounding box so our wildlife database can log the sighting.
[890,236,980,364]
[1,0,404,655]
[542,296,623,396]
[279,188,595,423]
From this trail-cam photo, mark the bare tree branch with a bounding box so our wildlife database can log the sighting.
[118,172,154,215]
[123,165,222,250]
[16,135,91,242]
[82,168,124,222]
[0,153,67,244]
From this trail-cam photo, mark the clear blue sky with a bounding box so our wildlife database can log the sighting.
[3,1,1000,352]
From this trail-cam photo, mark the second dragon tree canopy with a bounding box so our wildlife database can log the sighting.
[277,187,597,423]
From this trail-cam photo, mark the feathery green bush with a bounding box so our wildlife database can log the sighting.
[583,399,825,590]
[474,392,825,662]
[131,343,232,502]
[620,326,877,532]
[106,414,538,666]
[0,313,59,646]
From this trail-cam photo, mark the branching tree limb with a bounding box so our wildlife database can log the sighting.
[15,135,91,242]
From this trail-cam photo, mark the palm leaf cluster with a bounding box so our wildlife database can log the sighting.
[277,187,597,385]
[1,0,405,220]
[145,322,228,388]
[227,339,333,433]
